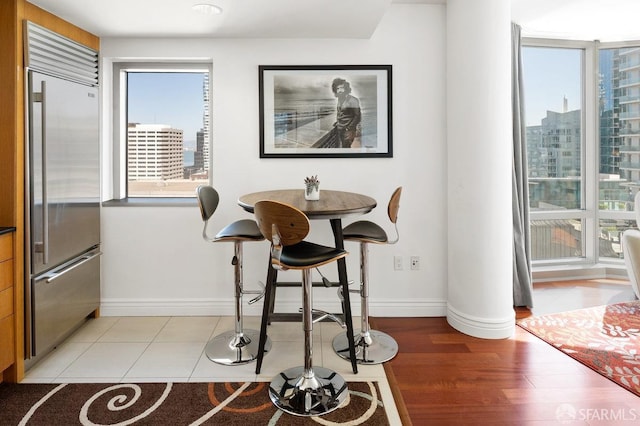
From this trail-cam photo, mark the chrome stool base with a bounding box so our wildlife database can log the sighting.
[269,366,348,417]
[205,329,271,365]
[332,329,398,365]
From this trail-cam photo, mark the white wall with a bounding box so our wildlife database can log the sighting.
[99,4,448,317]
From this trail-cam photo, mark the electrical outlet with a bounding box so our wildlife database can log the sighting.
[394,256,403,270]
[410,256,420,270]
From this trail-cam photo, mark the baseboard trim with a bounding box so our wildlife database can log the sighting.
[446,303,515,339]
[533,264,628,282]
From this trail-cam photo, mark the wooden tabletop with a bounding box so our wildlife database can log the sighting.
[238,189,377,220]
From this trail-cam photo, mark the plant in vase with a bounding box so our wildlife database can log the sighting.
[304,175,320,200]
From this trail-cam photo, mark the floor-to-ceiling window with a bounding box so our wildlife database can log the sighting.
[523,43,587,263]
[597,46,640,260]
[523,40,640,268]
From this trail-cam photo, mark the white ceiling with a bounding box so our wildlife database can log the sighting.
[26,0,640,41]
[512,0,640,41]
[25,0,421,39]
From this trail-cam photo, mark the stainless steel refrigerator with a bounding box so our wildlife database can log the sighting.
[24,68,101,365]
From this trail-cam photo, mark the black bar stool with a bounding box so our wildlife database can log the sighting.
[333,187,402,364]
[196,185,271,365]
[253,200,349,416]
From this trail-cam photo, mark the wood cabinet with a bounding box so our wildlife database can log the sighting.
[0,232,14,381]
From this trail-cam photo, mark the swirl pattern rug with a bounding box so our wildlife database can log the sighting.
[0,381,389,425]
[517,301,640,396]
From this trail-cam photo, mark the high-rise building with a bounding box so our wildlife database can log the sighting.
[541,109,581,178]
[527,108,581,178]
[617,47,640,190]
[599,49,620,175]
[128,123,184,180]
[527,109,581,210]
[526,124,544,177]
[195,129,205,171]
[202,73,210,171]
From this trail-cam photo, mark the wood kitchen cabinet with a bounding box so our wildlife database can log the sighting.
[0,231,15,382]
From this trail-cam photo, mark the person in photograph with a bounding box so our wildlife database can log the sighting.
[331,77,361,148]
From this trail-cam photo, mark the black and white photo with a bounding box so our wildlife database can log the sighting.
[259,65,392,158]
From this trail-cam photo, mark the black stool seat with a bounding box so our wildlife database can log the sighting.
[342,221,388,243]
[216,219,264,241]
[277,241,347,268]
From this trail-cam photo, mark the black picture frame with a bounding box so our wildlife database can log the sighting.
[259,65,392,158]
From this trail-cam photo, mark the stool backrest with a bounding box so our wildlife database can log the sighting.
[196,185,220,222]
[254,200,310,246]
[387,187,402,244]
[388,187,402,224]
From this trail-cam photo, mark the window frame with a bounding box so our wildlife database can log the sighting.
[524,38,640,269]
[109,61,212,203]
[523,39,593,267]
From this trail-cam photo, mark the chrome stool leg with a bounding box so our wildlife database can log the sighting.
[269,268,348,416]
[206,241,272,365]
[332,242,398,364]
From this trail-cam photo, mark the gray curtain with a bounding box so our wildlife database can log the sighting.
[512,23,533,307]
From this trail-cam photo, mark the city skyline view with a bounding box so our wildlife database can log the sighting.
[522,47,581,126]
[125,70,209,196]
[127,72,205,151]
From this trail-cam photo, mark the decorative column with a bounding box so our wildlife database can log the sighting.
[446,0,514,338]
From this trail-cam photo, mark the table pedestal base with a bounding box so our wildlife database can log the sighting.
[205,329,271,365]
[332,329,398,364]
[269,366,348,416]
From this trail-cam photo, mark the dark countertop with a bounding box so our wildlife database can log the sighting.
[0,227,16,236]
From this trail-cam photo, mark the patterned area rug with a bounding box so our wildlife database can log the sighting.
[518,300,640,396]
[0,381,389,425]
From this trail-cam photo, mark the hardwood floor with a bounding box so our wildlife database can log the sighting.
[372,279,640,425]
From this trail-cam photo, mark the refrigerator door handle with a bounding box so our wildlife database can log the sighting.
[41,80,48,265]
[30,80,49,265]
[45,251,102,284]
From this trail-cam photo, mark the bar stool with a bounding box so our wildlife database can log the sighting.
[253,200,349,416]
[196,185,271,365]
[333,187,402,364]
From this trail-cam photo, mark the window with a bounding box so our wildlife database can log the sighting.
[598,47,640,258]
[523,45,585,262]
[112,63,211,198]
[523,40,640,266]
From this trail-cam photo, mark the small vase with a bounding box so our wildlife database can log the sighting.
[305,186,320,201]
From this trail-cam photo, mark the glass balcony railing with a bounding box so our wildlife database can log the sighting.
[618,145,640,152]
[618,95,640,104]
[618,56,640,70]
[619,161,640,169]
[618,128,640,135]
[619,47,640,56]
[618,78,640,88]
[619,111,640,120]
[598,219,637,259]
[530,219,584,260]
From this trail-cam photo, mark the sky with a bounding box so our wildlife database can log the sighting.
[127,72,205,149]
[124,51,580,143]
[522,46,582,126]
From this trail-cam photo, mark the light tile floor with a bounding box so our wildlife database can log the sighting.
[21,315,401,423]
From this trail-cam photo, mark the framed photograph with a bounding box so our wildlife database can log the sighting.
[259,65,392,158]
